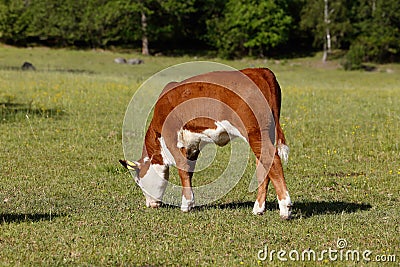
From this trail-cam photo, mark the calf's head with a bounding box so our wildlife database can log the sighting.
[119,159,169,208]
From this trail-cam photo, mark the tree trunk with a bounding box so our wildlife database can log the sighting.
[372,0,376,14]
[323,0,331,62]
[141,12,149,55]
[322,44,327,63]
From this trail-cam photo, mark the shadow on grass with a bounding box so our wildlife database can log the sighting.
[0,65,96,74]
[293,201,372,218]
[1,101,65,123]
[51,68,96,75]
[162,200,372,219]
[0,213,65,224]
[159,201,259,211]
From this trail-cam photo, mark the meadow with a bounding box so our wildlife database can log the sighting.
[0,45,399,266]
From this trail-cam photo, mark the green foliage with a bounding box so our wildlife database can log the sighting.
[0,0,399,63]
[351,0,400,63]
[0,0,31,44]
[300,0,400,64]
[300,0,354,50]
[145,0,196,46]
[26,0,86,46]
[78,0,141,47]
[207,0,292,58]
[0,0,196,48]
[341,44,365,70]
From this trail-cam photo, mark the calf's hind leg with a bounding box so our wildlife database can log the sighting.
[253,159,270,215]
[269,154,292,219]
[252,154,292,219]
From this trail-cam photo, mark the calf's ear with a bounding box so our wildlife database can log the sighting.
[119,159,139,170]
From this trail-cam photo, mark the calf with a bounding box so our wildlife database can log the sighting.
[120,68,292,219]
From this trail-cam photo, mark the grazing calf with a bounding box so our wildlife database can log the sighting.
[120,68,292,219]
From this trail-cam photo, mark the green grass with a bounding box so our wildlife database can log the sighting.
[0,45,399,266]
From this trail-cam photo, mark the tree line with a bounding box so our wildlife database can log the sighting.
[0,0,399,66]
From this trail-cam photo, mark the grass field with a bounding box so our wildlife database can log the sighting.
[0,45,399,266]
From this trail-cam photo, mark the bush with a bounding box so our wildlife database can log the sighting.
[341,44,365,70]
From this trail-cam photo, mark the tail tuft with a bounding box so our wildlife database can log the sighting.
[277,144,289,164]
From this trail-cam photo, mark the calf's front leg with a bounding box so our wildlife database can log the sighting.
[179,168,195,212]
[178,147,197,212]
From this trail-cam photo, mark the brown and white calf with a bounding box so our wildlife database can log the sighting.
[120,68,292,219]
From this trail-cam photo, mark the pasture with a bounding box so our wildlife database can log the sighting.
[0,46,399,266]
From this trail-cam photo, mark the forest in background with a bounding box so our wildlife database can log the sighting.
[0,0,399,68]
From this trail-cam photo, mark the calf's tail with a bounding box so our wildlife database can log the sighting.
[276,124,289,164]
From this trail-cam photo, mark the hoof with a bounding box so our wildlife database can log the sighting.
[150,202,161,208]
[181,193,195,212]
[278,192,292,220]
[280,214,292,220]
[252,200,266,215]
[181,201,195,212]
[146,200,161,208]
[181,206,193,212]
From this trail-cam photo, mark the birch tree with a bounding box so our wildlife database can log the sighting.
[300,0,352,61]
[322,0,331,62]
[141,11,149,55]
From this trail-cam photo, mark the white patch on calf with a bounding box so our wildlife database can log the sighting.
[277,191,292,219]
[158,137,176,166]
[177,120,247,151]
[277,144,289,164]
[215,120,247,142]
[139,164,169,207]
[252,200,266,215]
[203,120,247,145]
[181,191,195,212]
[177,129,213,149]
